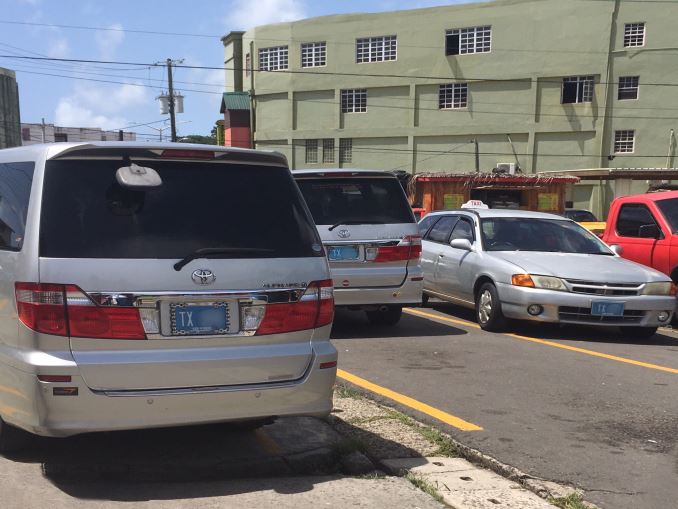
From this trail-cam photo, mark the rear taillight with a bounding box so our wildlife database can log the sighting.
[365,235,422,263]
[256,279,334,335]
[15,283,146,340]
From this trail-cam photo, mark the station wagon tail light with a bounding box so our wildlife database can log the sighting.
[365,235,422,263]
[15,283,146,339]
[255,279,334,335]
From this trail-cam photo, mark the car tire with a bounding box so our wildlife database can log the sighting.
[475,282,507,332]
[0,418,28,453]
[623,326,658,339]
[366,306,403,326]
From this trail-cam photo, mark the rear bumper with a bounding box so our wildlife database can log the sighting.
[333,274,423,307]
[496,282,675,327]
[0,342,337,438]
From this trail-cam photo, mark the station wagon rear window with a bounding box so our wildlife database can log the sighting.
[40,160,321,259]
[296,177,415,225]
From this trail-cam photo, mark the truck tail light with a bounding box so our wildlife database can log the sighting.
[256,279,334,335]
[15,283,146,340]
[365,235,422,263]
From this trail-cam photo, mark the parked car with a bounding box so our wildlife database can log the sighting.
[294,169,423,325]
[420,207,675,337]
[0,142,337,451]
[563,208,598,222]
[601,191,678,281]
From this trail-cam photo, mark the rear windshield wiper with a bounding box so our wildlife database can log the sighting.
[174,247,275,271]
[328,219,386,231]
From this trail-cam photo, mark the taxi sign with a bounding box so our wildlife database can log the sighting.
[461,200,489,209]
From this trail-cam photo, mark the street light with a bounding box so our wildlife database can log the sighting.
[145,120,191,142]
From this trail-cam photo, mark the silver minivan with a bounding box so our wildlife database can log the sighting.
[0,142,337,451]
[294,170,422,325]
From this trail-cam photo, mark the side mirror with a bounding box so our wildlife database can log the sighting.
[450,238,474,251]
[638,224,661,239]
[609,244,624,256]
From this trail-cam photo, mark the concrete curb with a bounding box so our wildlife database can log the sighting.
[336,380,601,509]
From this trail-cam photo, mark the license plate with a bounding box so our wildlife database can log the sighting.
[170,302,231,335]
[328,245,360,261]
[591,301,625,317]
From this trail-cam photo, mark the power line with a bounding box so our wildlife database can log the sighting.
[4,54,678,87]
[0,20,218,39]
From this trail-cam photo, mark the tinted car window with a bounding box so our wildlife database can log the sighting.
[616,204,658,237]
[565,210,597,222]
[656,198,678,233]
[40,160,321,259]
[418,215,439,236]
[481,218,610,254]
[296,177,415,225]
[426,216,458,244]
[450,217,474,243]
[0,162,34,251]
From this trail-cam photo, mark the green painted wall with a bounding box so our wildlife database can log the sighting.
[223,0,678,176]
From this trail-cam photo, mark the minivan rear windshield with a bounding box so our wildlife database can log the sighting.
[40,159,322,259]
[295,177,415,225]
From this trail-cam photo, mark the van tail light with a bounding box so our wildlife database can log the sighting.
[365,235,422,263]
[15,283,146,340]
[255,279,334,335]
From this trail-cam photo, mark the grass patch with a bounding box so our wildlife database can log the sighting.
[548,493,588,509]
[386,409,458,457]
[335,384,363,400]
[406,473,445,504]
[347,415,391,425]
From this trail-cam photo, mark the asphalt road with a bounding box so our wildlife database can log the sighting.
[332,303,678,509]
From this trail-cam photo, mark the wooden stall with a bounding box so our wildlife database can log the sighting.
[410,173,580,215]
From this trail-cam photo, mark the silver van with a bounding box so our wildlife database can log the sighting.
[293,170,423,325]
[0,142,337,451]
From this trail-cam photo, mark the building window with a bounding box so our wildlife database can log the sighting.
[339,139,352,164]
[305,139,318,164]
[618,76,639,100]
[624,23,645,47]
[245,53,251,76]
[614,130,635,153]
[54,133,68,142]
[301,42,326,68]
[258,46,288,71]
[322,139,335,163]
[439,83,468,109]
[356,35,397,63]
[341,89,367,113]
[562,76,594,104]
[445,26,491,55]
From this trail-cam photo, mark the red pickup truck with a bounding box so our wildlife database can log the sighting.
[601,191,678,281]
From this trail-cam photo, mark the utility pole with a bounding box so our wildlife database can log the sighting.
[249,41,256,149]
[167,58,177,142]
[40,118,46,143]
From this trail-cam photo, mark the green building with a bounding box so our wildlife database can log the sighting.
[222,0,678,217]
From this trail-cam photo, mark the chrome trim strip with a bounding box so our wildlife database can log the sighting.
[87,288,307,307]
[423,289,475,308]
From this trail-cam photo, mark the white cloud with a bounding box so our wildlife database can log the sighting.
[96,23,125,60]
[227,0,307,30]
[46,37,70,58]
[55,83,148,130]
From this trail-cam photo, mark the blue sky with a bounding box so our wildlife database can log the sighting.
[0,0,475,140]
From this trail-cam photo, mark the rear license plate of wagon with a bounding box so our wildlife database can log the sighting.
[328,245,360,261]
[591,301,625,317]
[170,302,232,335]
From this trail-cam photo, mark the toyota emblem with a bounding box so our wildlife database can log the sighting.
[337,229,351,239]
[191,269,216,285]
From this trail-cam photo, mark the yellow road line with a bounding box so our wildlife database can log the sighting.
[404,307,678,375]
[405,307,480,329]
[336,368,483,431]
[254,428,284,455]
[507,333,678,375]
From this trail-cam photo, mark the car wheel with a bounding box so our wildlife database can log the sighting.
[366,306,403,326]
[623,326,658,339]
[476,283,507,332]
[0,417,28,453]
